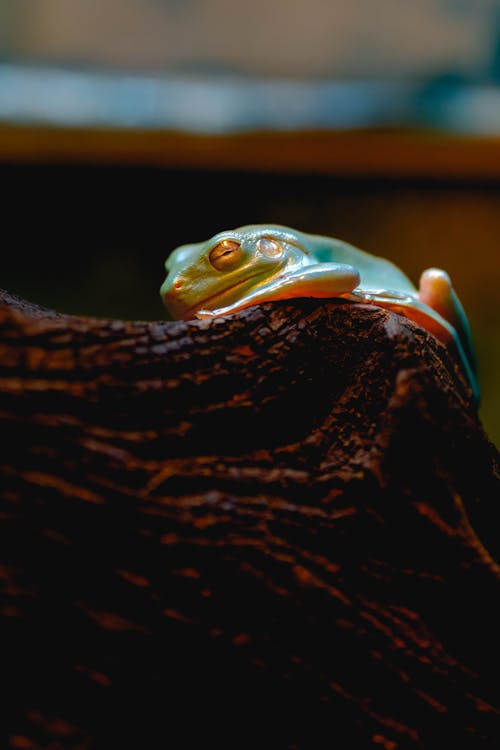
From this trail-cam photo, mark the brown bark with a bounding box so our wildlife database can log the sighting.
[0,289,498,749]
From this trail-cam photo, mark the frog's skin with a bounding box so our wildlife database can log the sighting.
[161,224,478,402]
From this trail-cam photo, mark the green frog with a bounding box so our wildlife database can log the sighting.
[160,224,478,402]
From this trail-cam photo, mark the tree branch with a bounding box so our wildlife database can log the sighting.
[0,289,498,749]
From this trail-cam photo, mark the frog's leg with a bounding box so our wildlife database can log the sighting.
[350,287,479,404]
[195,262,360,319]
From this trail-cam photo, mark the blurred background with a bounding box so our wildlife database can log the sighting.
[0,0,499,443]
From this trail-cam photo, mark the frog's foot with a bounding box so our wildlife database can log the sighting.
[349,287,455,345]
[195,263,360,319]
[350,284,479,404]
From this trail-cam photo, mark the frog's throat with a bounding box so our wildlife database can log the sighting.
[180,270,271,319]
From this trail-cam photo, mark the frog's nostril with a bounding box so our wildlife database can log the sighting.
[174,280,183,290]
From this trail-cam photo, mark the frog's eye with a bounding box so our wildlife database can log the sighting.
[209,239,243,271]
[256,237,283,258]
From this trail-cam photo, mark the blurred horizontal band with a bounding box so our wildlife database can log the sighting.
[2,124,500,179]
[1,64,500,177]
[1,64,500,135]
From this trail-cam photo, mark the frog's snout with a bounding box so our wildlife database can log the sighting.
[161,273,189,318]
[162,275,184,300]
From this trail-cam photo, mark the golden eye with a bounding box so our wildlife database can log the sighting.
[256,237,283,258]
[209,239,243,270]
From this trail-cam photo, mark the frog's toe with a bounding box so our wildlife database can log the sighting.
[418,268,464,335]
[195,309,218,319]
[419,268,453,309]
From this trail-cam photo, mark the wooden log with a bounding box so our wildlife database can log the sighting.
[0,289,498,749]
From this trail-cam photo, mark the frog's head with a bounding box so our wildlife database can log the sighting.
[160,224,312,319]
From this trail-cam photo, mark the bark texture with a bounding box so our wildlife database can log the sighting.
[0,289,498,749]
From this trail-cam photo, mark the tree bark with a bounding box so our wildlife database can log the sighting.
[0,289,498,749]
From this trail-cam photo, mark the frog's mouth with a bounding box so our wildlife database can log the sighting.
[180,270,273,319]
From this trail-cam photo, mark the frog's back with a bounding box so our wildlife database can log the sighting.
[303,230,416,293]
[236,224,416,293]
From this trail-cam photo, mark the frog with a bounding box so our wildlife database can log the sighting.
[160,224,478,402]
